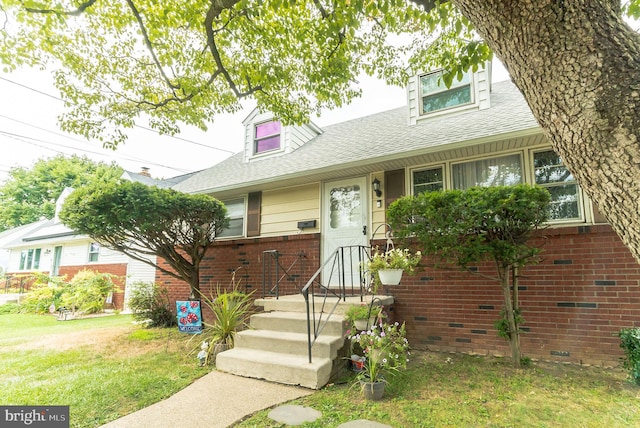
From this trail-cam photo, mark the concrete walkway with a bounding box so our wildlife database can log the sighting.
[100,371,314,428]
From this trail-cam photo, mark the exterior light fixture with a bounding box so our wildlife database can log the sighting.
[372,177,382,198]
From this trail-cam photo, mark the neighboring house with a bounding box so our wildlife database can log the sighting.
[0,169,189,310]
[159,63,638,367]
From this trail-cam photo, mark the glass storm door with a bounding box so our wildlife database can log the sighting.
[322,177,368,287]
[52,246,62,276]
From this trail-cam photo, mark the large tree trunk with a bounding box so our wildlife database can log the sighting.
[453,0,640,263]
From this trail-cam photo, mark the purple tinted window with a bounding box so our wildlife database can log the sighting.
[255,120,281,153]
[256,121,281,138]
[256,135,281,153]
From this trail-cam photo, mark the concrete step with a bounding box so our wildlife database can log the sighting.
[255,294,395,315]
[234,329,345,359]
[215,348,334,390]
[250,311,346,336]
[218,294,395,390]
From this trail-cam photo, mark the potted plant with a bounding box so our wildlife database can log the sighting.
[367,247,422,287]
[198,279,254,364]
[344,303,384,331]
[349,321,410,400]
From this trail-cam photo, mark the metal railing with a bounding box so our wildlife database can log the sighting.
[2,274,32,294]
[261,250,306,298]
[301,245,372,364]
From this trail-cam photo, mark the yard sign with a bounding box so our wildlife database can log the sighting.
[176,300,203,334]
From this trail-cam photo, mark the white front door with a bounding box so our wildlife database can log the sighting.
[322,177,368,287]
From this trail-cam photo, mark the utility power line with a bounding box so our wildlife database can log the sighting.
[0,75,236,155]
[0,130,192,173]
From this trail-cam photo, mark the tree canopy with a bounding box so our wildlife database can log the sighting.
[0,0,489,146]
[59,180,229,295]
[0,154,122,232]
[2,1,640,265]
[388,184,550,366]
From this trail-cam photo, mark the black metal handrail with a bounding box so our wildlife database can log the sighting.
[3,274,31,294]
[301,245,372,364]
[261,250,306,298]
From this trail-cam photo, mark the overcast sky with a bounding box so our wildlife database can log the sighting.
[0,62,510,183]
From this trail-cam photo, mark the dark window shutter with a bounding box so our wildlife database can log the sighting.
[247,192,261,237]
[384,169,405,207]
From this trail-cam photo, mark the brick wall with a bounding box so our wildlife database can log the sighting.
[156,225,640,367]
[156,233,321,322]
[58,264,128,310]
[390,224,640,366]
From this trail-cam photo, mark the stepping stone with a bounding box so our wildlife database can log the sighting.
[338,420,393,428]
[268,404,322,426]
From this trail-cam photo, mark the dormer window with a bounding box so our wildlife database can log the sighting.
[420,70,473,115]
[254,120,281,154]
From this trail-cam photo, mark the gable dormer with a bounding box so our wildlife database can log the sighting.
[242,109,323,163]
[408,61,492,125]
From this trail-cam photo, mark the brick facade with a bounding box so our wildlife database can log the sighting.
[391,224,640,366]
[156,234,321,322]
[58,264,128,310]
[157,225,640,367]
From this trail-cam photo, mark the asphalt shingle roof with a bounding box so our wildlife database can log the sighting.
[174,80,539,195]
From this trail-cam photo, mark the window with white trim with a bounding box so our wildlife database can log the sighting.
[412,166,444,195]
[88,242,100,262]
[19,248,41,271]
[254,120,281,154]
[409,149,584,224]
[452,154,523,189]
[420,70,473,115]
[533,150,581,221]
[218,198,245,238]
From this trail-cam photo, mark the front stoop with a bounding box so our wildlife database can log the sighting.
[215,295,393,390]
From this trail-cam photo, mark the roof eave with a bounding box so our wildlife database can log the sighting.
[193,125,542,196]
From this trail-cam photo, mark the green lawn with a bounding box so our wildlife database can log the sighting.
[235,352,640,427]
[2,313,638,428]
[0,314,207,428]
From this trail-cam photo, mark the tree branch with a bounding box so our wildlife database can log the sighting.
[311,0,329,19]
[23,0,98,16]
[119,1,222,108]
[124,0,180,92]
[204,0,262,98]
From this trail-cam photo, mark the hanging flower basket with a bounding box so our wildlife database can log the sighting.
[377,269,403,285]
[366,247,421,290]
